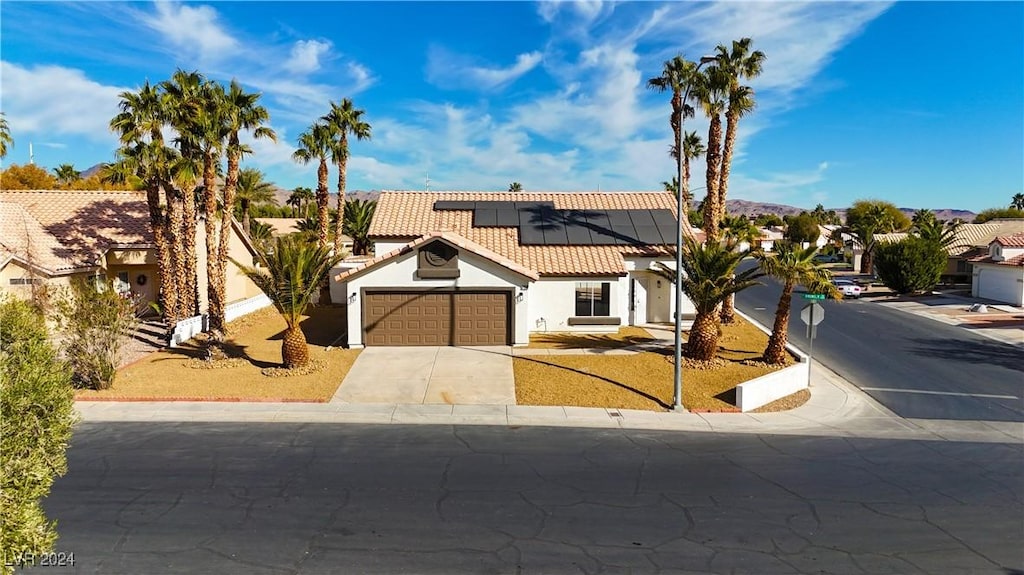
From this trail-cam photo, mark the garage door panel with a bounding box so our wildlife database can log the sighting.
[364,291,508,346]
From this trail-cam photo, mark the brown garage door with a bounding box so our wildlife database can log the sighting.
[363,291,509,346]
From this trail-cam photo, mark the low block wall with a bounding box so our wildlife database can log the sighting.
[734,309,810,412]
[169,294,272,347]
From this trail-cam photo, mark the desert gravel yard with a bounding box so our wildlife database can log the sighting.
[76,306,360,402]
[514,316,799,412]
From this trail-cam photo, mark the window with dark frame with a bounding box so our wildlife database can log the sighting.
[575,282,610,317]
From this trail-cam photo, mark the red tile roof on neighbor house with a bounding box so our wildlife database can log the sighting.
[993,231,1024,248]
[0,201,92,275]
[367,191,684,276]
[969,232,1024,267]
[335,231,541,282]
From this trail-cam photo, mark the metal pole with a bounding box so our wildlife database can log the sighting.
[806,306,815,388]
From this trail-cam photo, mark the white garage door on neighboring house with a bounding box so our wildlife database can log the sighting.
[976,267,1024,306]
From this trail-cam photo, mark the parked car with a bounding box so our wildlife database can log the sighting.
[832,279,862,298]
[813,253,841,263]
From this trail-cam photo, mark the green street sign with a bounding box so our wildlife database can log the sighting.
[802,293,826,300]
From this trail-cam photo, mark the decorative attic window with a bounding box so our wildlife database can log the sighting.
[417,241,460,279]
[991,244,1003,261]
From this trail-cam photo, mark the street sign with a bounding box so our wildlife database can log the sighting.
[800,302,825,327]
[802,293,826,300]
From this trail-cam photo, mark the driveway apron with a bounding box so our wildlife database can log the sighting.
[333,346,516,405]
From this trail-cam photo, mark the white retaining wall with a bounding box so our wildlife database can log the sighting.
[733,309,810,412]
[169,294,272,347]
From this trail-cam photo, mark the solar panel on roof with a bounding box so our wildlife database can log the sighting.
[486,201,515,211]
[543,213,569,245]
[513,201,555,211]
[651,210,677,226]
[564,220,594,245]
[656,222,678,244]
[607,210,633,225]
[518,221,546,245]
[495,208,519,227]
[635,226,664,244]
[611,224,640,245]
[628,210,655,227]
[474,208,497,227]
[433,201,475,210]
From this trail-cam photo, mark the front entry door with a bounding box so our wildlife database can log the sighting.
[630,277,648,325]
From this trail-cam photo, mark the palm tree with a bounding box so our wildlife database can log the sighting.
[286,190,302,217]
[52,164,81,185]
[691,66,731,241]
[717,214,761,324]
[322,99,371,255]
[911,208,935,229]
[236,168,277,235]
[0,112,12,159]
[915,217,963,251]
[755,242,839,364]
[656,237,763,360]
[1012,193,1024,210]
[662,177,678,195]
[343,199,376,256]
[292,123,334,249]
[681,130,705,233]
[509,181,523,192]
[714,38,765,222]
[232,236,344,368]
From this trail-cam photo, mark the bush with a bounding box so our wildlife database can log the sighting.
[973,207,1024,223]
[52,279,138,390]
[874,236,947,294]
[0,296,77,571]
[784,213,820,243]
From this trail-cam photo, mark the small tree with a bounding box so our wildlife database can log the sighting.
[784,213,820,244]
[1,296,77,572]
[52,278,139,390]
[874,236,947,294]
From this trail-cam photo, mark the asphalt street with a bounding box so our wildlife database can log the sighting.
[33,423,1024,574]
[735,261,1024,422]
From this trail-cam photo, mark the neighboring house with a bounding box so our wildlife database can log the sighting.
[875,219,1024,283]
[331,191,697,347]
[0,190,263,316]
[255,217,354,252]
[756,227,785,252]
[969,232,1024,306]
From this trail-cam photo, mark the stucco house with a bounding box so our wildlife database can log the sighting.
[969,232,1024,306]
[1,190,263,316]
[874,219,1024,283]
[330,191,697,347]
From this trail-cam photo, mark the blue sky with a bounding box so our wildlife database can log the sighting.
[1,1,1021,212]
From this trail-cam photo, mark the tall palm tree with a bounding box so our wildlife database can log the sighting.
[714,38,765,221]
[1012,193,1024,210]
[52,164,81,185]
[0,112,12,159]
[915,217,963,251]
[755,242,838,364]
[911,208,935,229]
[343,199,376,256]
[292,186,314,217]
[717,214,762,324]
[509,181,523,192]
[691,66,731,242]
[232,236,344,368]
[292,123,334,248]
[322,99,371,254]
[681,130,705,236]
[655,237,763,360]
[249,220,274,250]
[236,167,277,235]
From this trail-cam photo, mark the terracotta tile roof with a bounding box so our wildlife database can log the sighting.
[970,253,1024,267]
[255,217,352,242]
[0,190,154,267]
[367,191,679,276]
[0,201,91,275]
[993,232,1024,248]
[336,231,540,282]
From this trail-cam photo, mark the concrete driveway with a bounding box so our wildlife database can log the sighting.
[333,346,516,405]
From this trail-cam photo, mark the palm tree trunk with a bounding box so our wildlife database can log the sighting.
[685,310,720,361]
[316,159,330,249]
[241,198,251,236]
[717,107,740,220]
[333,154,347,255]
[203,150,224,335]
[216,146,241,334]
[702,114,724,242]
[681,156,697,242]
[144,182,176,329]
[861,246,874,275]
[720,292,736,324]
[763,282,794,364]
[181,185,200,317]
[163,184,184,324]
[282,324,309,368]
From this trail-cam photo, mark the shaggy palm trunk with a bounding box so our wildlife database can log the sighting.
[702,114,724,242]
[717,108,740,221]
[763,282,794,364]
[203,151,224,335]
[145,182,176,328]
[681,156,698,242]
[316,159,330,249]
[181,184,200,317]
[685,310,720,361]
[334,154,347,255]
[282,324,310,368]
[163,187,184,323]
[241,198,251,236]
[216,146,242,334]
[861,247,874,275]
[720,292,736,324]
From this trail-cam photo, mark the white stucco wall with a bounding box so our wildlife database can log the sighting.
[972,264,1024,306]
[343,245,531,347]
[527,276,626,334]
[372,239,413,255]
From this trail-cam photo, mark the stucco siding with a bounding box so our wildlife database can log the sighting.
[972,264,1024,306]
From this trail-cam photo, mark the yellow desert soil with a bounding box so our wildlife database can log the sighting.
[76,306,360,401]
[528,326,655,349]
[515,316,795,412]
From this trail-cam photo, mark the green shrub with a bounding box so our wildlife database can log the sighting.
[52,279,138,390]
[784,213,821,243]
[0,296,77,572]
[874,236,947,294]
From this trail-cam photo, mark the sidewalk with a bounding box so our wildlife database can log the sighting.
[868,292,1023,347]
[74,360,1021,443]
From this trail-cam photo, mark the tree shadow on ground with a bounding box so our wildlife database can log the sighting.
[266,305,347,347]
[528,331,655,350]
[905,337,1024,373]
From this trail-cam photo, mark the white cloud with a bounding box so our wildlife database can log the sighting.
[427,47,543,91]
[285,39,332,74]
[139,1,238,64]
[0,61,125,143]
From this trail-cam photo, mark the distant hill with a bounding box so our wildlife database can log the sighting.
[722,199,976,223]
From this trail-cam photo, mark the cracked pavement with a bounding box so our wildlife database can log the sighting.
[38,423,1023,574]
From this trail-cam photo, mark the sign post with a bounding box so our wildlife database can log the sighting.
[799,302,825,387]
